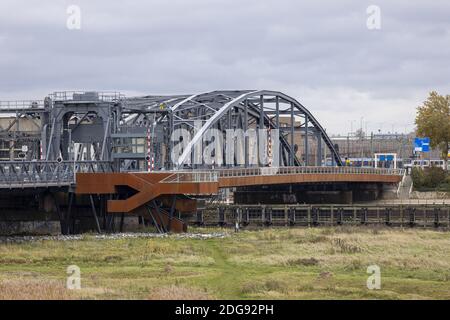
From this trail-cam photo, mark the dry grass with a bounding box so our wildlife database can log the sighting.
[330,237,363,254]
[241,279,290,295]
[148,285,212,300]
[0,279,75,300]
[0,227,449,299]
[285,257,320,266]
[229,227,450,271]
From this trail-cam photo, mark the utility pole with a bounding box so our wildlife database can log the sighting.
[347,133,350,158]
[370,132,374,160]
[360,117,364,160]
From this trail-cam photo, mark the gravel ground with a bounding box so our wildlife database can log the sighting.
[0,232,229,244]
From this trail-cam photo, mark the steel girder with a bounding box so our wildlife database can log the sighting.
[118,90,342,167]
[0,90,342,169]
[169,90,341,168]
[122,90,342,168]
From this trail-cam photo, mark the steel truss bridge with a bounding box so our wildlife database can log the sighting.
[0,91,406,234]
[0,90,343,170]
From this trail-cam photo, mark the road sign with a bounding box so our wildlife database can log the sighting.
[378,154,394,161]
[414,137,430,152]
[374,153,397,169]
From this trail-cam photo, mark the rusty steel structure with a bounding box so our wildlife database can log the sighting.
[75,166,403,212]
[0,91,406,235]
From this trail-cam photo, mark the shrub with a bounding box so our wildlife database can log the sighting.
[423,167,447,188]
[411,167,425,188]
[412,166,449,190]
[438,174,450,191]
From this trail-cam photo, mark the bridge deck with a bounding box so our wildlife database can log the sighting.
[0,160,404,214]
[75,167,404,213]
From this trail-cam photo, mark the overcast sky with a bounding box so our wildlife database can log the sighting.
[0,0,449,135]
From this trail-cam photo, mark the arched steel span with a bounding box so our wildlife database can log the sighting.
[122,90,343,168]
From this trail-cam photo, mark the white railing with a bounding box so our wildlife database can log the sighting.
[0,100,44,111]
[161,171,219,183]
[161,166,404,183]
[217,166,404,178]
[50,91,124,102]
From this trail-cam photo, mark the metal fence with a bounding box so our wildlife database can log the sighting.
[193,203,450,229]
[0,100,44,111]
[49,91,124,102]
[0,161,114,188]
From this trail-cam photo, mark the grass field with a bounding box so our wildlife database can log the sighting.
[0,226,449,300]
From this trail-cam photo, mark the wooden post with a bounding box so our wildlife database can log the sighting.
[330,205,334,226]
[307,206,311,227]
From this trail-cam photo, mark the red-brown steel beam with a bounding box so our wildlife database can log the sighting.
[75,171,401,214]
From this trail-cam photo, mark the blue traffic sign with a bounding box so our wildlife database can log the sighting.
[414,137,430,152]
[378,155,394,161]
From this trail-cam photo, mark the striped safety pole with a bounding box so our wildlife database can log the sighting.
[268,127,272,167]
[147,126,151,172]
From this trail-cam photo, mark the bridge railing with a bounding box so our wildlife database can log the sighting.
[161,166,404,183]
[160,171,219,183]
[50,91,124,102]
[0,161,114,188]
[218,166,405,178]
[0,100,44,111]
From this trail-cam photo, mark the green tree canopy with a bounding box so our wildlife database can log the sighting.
[415,91,450,165]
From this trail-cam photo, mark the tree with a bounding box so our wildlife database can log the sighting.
[415,91,450,169]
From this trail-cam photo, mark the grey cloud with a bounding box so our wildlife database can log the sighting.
[0,0,449,134]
